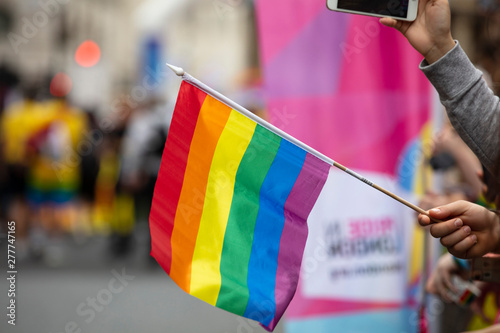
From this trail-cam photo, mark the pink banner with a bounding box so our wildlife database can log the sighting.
[256,1,433,332]
[256,0,430,175]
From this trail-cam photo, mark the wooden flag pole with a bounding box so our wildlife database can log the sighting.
[167,63,434,219]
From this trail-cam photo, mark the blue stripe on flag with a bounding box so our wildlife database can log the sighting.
[244,139,306,325]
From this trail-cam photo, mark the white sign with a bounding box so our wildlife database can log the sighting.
[302,168,416,302]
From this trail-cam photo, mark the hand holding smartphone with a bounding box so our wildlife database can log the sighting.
[327,0,419,21]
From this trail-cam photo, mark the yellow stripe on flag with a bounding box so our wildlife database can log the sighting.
[190,109,257,305]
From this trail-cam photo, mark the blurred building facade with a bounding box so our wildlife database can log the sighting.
[0,0,258,113]
[1,0,498,109]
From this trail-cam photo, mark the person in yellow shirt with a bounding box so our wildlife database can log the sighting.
[26,97,88,235]
[0,85,46,243]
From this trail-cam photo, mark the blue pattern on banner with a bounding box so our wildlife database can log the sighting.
[286,308,418,333]
[397,139,420,192]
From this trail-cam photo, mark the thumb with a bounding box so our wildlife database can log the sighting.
[428,200,469,219]
[379,17,398,28]
[379,17,411,36]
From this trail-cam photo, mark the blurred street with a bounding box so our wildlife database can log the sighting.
[0,224,284,333]
[1,0,500,332]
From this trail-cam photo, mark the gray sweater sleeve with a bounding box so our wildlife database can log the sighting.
[419,42,500,182]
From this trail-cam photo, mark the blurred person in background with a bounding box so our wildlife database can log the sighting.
[419,67,499,331]
[91,94,132,242]
[0,83,45,258]
[24,93,88,265]
[426,251,500,332]
[0,62,19,115]
[89,93,139,259]
[420,113,500,331]
[420,118,484,211]
[75,110,100,241]
[0,62,19,224]
[117,97,172,261]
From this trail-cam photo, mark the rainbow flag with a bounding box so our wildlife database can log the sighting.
[150,81,330,331]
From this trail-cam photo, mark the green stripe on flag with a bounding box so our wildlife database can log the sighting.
[216,125,281,315]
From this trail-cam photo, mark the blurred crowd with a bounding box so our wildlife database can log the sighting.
[418,69,500,331]
[0,64,171,266]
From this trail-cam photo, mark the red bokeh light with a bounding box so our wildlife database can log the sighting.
[50,72,73,97]
[75,40,101,67]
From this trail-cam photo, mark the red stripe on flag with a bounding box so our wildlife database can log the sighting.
[149,81,207,274]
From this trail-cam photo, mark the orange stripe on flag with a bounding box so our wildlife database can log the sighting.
[169,95,232,292]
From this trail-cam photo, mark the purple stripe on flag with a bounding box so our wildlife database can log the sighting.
[269,154,330,330]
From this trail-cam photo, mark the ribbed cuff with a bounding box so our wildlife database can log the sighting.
[419,41,483,101]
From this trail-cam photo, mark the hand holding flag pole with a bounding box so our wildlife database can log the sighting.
[166,63,438,221]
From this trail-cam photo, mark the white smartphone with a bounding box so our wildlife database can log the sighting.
[327,0,418,21]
